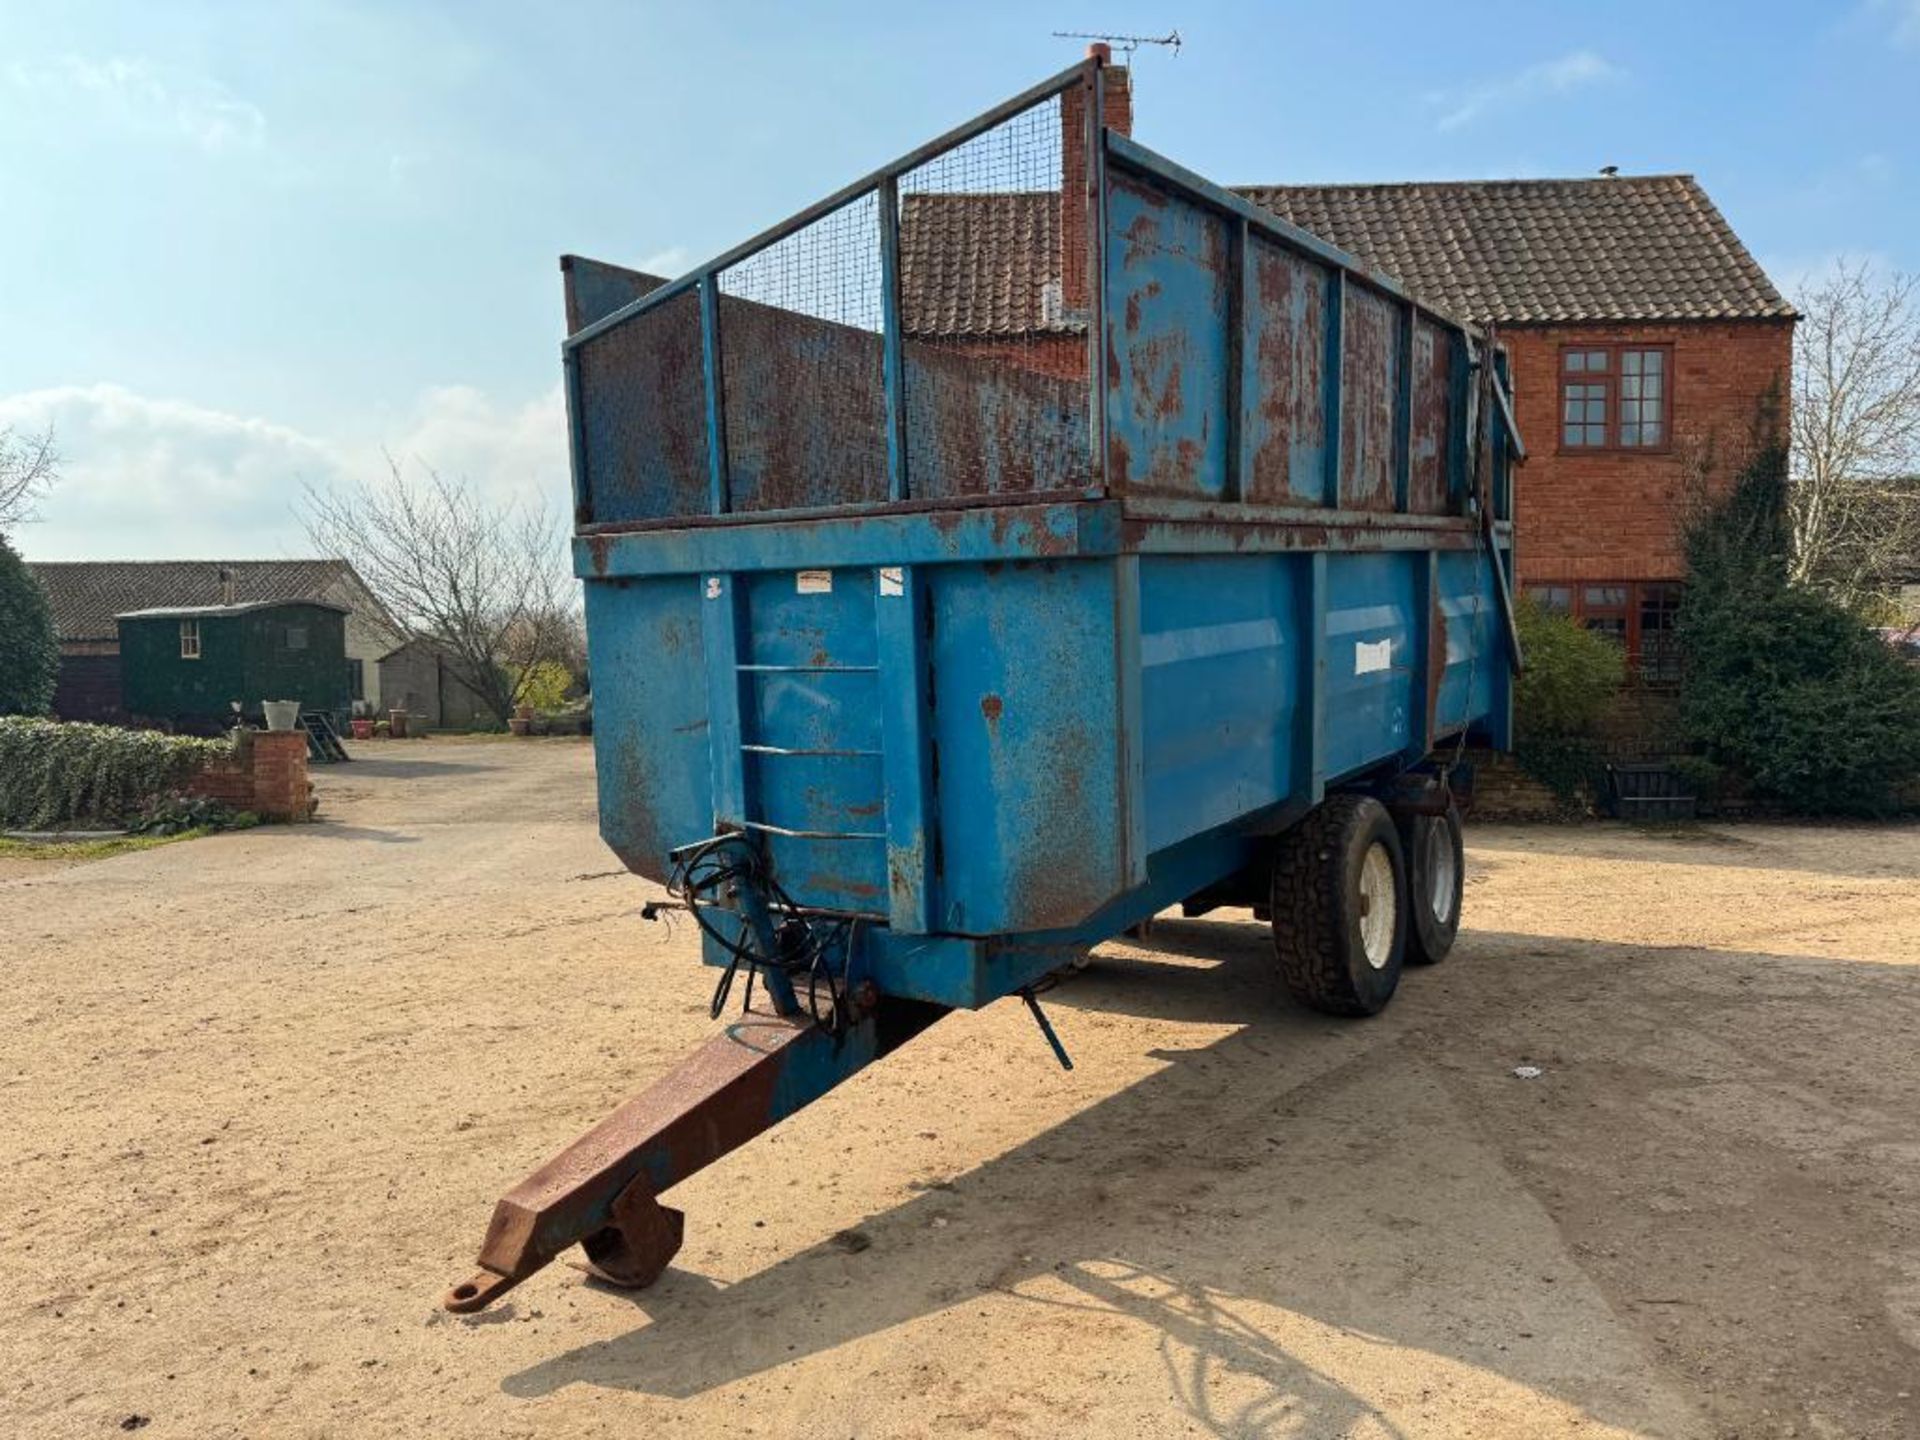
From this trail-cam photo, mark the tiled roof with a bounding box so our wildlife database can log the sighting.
[1234,175,1793,324]
[899,192,1079,337]
[895,174,1791,336]
[27,559,373,642]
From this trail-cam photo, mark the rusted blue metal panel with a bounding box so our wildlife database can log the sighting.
[925,557,1130,934]
[1339,284,1400,512]
[901,345,1092,500]
[1103,169,1232,499]
[583,576,709,881]
[561,254,665,336]
[1409,315,1455,514]
[1244,232,1329,506]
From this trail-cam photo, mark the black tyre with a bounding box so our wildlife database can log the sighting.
[1398,803,1463,966]
[1269,794,1407,1017]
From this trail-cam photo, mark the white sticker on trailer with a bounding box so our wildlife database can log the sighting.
[704,576,722,600]
[796,570,833,595]
[1355,638,1393,674]
[878,566,904,597]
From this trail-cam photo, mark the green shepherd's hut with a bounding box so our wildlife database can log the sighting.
[116,600,351,732]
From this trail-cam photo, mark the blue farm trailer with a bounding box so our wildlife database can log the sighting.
[445,52,1523,1313]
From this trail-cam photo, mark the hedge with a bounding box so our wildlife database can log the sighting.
[0,717,234,829]
[1679,444,1920,816]
[1509,595,1625,807]
[1513,595,1626,739]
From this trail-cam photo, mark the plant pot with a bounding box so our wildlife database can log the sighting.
[388,709,409,739]
[350,718,374,740]
[262,700,301,732]
[508,717,531,736]
[513,703,535,722]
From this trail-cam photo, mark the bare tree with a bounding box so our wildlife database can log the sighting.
[300,458,575,725]
[0,424,58,532]
[1790,261,1920,611]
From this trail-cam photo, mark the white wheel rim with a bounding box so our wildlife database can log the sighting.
[1358,840,1397,970]
[1425,821,1458,925]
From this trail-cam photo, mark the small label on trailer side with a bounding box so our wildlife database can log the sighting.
[796,570,833,595]
[1355,638,1393,674]
[704,576,722,600]
[878,566,904,597]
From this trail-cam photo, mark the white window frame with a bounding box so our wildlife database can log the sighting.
[179,619,201,660]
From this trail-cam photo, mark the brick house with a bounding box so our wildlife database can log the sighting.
[901,63,1794,684]
[27,559,400,723]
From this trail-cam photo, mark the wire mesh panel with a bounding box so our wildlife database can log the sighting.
[718,195,888,513]
[574,287,710,524]
[896,91,1092,500]
[568,64,1103,525]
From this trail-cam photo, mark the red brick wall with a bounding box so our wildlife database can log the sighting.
[1061,60,1132,312]
[1503,320,1792,584]
[250,732,312,822]
[187,730,313,822]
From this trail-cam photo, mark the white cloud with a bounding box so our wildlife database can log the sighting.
[0,382,567,562]
[5,55,266,153]
[377,385,569,509]
[637,247,690,278]
[1869,0,1920,48]
[1429,51,1624,133]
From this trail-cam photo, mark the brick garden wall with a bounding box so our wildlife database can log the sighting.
[188,730,313,822]
[1502,319,1792,585]
[1465,750,1566,820]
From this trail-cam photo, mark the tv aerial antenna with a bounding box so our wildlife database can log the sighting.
[1051,28,1182,58]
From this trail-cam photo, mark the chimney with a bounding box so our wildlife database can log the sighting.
[1060,46,1132,314]
[218,566,235,605]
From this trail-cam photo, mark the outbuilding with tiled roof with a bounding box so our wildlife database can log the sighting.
[25,558,400,723]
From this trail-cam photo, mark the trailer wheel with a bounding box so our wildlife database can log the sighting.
[1269,795,1407,1017]
[1398,804,1463,966]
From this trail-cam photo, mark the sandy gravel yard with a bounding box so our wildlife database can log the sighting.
[2,738,1916,1439]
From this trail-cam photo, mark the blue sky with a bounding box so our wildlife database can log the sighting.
[3,0,1915,559]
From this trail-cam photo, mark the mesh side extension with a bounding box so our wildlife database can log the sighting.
[896,92,1092,500]
[718,195,888,513]
[574,288,710,524]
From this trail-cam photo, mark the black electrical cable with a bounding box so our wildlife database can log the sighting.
[665,833,855,1036]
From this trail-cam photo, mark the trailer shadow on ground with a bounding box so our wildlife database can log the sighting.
[333,757,498,779]
[297,823,422,845]
[1466,818,1920,881]
[494,918,1918,1437]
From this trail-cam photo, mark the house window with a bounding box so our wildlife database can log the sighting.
[1638,583,1683,685]
[1580,584,1630,645]
[1525,580,1683,685]
[1560,345,1671,451]
[347,657,365,701]
[1531,584,1573,616]
[286,625,307,651]
[179,619,201,659]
